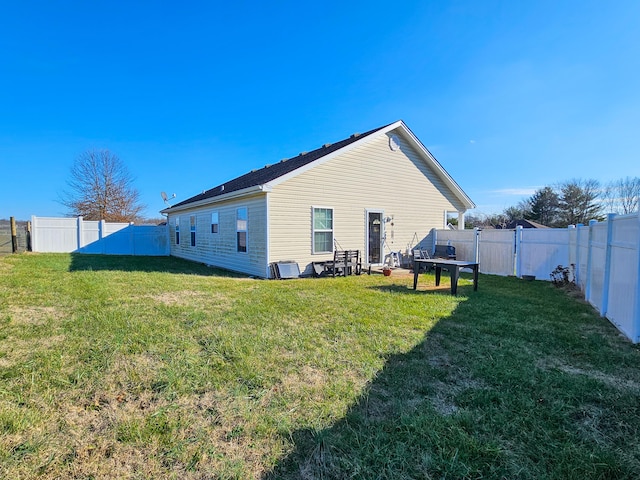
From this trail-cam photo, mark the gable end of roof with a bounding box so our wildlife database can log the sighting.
[164,120,475,213]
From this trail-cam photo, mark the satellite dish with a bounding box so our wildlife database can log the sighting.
[160,191,177,206]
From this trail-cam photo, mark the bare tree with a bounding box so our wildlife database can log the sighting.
[602,177,640,215]
[463,212,509,229]
[59,150,145,222]
[503,199,531,223]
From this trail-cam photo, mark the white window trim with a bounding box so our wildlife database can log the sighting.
[190,215,196,247]
[236,207,248,253]
[211,211,219,234]
[312,206,334,254]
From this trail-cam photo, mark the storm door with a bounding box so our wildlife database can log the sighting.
[367,211,384,265]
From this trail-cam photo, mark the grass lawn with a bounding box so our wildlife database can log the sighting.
[1,254,639,479]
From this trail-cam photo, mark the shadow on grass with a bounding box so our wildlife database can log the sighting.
[68,253,247,277]
[263,298,500,479]
[263,275,629,479]
[368,271,478,297]
[368,283,463,296]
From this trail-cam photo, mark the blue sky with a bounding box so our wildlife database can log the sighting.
[2,1,639,221]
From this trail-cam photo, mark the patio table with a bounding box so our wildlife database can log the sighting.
[413,259,479,295]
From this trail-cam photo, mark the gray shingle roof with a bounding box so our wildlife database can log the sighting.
[170,123,391,209]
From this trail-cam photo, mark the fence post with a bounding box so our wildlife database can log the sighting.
[567,225,575,281]
[573,224,582,286]
[76,216,84,251]
[99,220,105,254]
[601,214,616,317]
[515,226,523,277]
[473,227,480,264]
[130,222,135,255]
[585,219,598,303]
[31,216,37,252]
[26,221,32,251]
[10,217,18,253]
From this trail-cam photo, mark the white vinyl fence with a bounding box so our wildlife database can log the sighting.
[434,212,640,343]
[31,216,169,256]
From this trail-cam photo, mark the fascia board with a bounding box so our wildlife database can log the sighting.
[160,185,270,215]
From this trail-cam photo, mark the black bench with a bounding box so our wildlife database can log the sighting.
[322,250,362,277]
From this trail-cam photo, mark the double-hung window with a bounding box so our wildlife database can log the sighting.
[211,212,219,234]
[313,207,333,253]
[175,217,180,245]
[236,207,247,252]
[190,216,196,246]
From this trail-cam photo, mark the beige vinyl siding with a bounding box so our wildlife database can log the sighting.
[168,193,267,277]
[268,132,463,275]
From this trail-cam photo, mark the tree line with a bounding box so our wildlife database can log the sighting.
[465,177,640,229]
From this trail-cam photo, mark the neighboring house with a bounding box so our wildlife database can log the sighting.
[161,120,475,278]
[500,219,550,229]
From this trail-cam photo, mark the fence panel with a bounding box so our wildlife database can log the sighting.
[478,230,515,276]
[133,226,170,255]
[32,217,78,252]
[572,226,590,290]
[519,228,570,280]
[101,223,132,255]
[32,216,169,256]
[606,215,640,341]
[433,229,476,261]
[78,221,102,253]
[588,223,607,311]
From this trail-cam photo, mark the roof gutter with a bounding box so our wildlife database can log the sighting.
[160,184,272,214]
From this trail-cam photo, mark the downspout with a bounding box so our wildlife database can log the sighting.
[264,190,271,278]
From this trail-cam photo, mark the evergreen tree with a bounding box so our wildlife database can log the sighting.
[557,179,602,226]
[527,186,559,226]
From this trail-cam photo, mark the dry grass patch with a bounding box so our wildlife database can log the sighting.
[144,290,226,307]
[538,358,640,392]
[8,305,62,325]
[0,334,66,368]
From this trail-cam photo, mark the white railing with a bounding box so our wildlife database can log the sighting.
[433,213,640,344]
[31,216,169,256]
